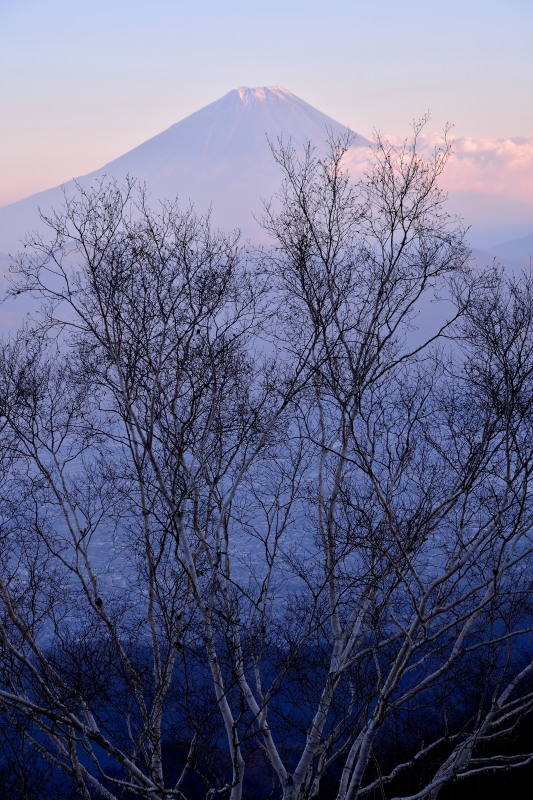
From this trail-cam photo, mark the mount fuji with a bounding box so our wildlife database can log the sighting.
[0,86,371,253]
[2,85,531,277]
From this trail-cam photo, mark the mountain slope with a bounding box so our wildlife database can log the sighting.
[0,86,370,252]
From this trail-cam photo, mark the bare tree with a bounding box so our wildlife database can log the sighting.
[0,129,531,800]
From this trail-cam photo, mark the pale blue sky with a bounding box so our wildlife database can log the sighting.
[1,0,532,204]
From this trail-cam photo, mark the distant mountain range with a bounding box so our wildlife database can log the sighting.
[490,231,533,266]
[0,85,531,266]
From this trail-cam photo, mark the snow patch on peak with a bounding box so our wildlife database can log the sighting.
[236,85,292,104]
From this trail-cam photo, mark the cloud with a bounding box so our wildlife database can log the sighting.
[439,136,533,202]
[341,133,533,241]
[343,133,533,204]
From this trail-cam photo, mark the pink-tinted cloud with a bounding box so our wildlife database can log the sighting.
[345,133,533,204]
[438,135,533,203]
[342,133,533,242]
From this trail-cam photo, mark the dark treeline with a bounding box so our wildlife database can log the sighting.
[1,639,531,798]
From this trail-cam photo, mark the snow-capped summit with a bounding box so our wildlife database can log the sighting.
[235,85,290,103]
[0,86,370,252]
[92,84,367,186]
